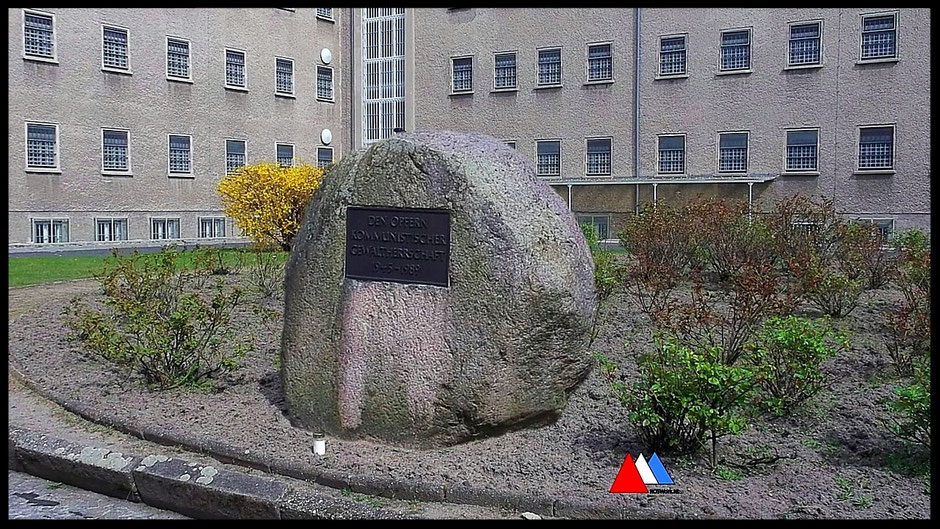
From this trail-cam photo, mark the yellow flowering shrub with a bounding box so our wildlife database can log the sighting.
[217,162,325,250]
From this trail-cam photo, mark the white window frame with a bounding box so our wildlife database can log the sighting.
[275,56,295,97]
[503,139,517,149]
[276,142,295,167]
[717,27,752,75]
[167,133,193,177]
[95,217,129,242]
[785,20,823,70]
[782,127,820,175]
[316,65,335,102]
[584,136,613,176]
[224,47,248,91]
[536,46,563,88]
[100,24,131,74]
[656,33,689,79]
[450,55,474,95]
[24,121,61,173]
[101,127,132,175]
[224,138,248,175]
[150,217,182,241]
[492,50,518,91]
[22,9,57,64]
[535,139,562,177]
[165,36,193,83]
[656,133,687,176]
[198,217,227,239]
[856,217,896,249]
[316,8,334,21]
[858,11,900,64]
[30,217,69,244]
[576,214,612,242]
[361,8,407,146]
[716,130,750,174]
[855,123,896,174]
[317,146,334,168]
[585,41,614,84]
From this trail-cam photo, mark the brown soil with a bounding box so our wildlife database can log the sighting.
[7,271,931,519]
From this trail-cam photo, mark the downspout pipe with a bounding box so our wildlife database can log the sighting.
[634,8,641,214]
[349,7,356,151]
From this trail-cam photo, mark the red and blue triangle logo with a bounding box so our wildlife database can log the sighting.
[610,452,648,493]
[610,452,675,493]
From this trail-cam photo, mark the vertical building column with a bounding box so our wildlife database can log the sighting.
[567,185,572,211]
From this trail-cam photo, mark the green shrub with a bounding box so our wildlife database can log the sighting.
[250,248,285,298]
[581,223,626,345]
[883,357,931,449]
[799,259,864,317]
[837,222,896,290]
[885,228,930,376]
[692,199,777,282]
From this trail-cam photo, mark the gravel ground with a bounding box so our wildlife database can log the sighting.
[7,270,931,519]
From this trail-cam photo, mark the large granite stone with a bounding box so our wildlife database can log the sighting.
[281,131,596,448]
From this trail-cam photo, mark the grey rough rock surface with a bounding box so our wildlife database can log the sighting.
[281,130,596,448]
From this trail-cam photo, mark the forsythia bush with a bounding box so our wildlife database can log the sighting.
[217,162,325,250]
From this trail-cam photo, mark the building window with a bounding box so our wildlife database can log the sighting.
[452,57,472,93]
[494,52,516,89]
[577,215,610,241]
[536,140,560,176]
[166,37,191,80]
[102,26,129,71]
[316,8,333,20]
[858,126,894,170]
[199,217,226,238]
[587,43,612,82]
[788,22,821,66]
[861,13,897,60]
[151,218,181,240]
[168,135,192,175]
[718,132,748,173]
[785,129,818,172]
[317,66,334,101]
[32,218,69,244]
[505,140,516,149]
[538,48,562,86]
[102,129,130,173]
[225,49,246,88]
[25,123,59,170]
[277,143,294,167]
[362,8,406,144]
[658,135,686,174]
[317,147,333,168]
[226,140,246,174]
[586,138,611,175]
[720,29,750,71]
[276,57,294,95]
[857,218,895,245]
[23,10,55,60]
[659,36,687,76]
[96,218,128,242]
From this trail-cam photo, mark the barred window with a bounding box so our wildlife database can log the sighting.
[102,26,129,70]
[538,48,562,86]
[151,218,181,240]
[199,218,226,238]
[102,129,129,172]
[225,49,246,88]
[316,8,333,20]
[276,58,294,94]
[494,53,516,89]
[785,130,818,172]
[660,36,686,76]
[452,57,472,92]
[718,132,748,173]
[225,140,246,174]
[24,11,54,59]
[362,8,406,144]
[166,38,190,79]
[857,218,895,245]
[658,135,685,174]
[168,135,191,174]
[96,219,128,242]
[32,219,68,244]
[26,123,58,169]
[317,147,333,168]
[720,30,750,71]
[317,66,333,100]
[577,215,610,241]
[858,126,894,170]
[536,140,560,176]
[277,143,294,167]
[788,22,821,66]
[861,14,897,60]
[587,44,612,82]
[586,138,611,175]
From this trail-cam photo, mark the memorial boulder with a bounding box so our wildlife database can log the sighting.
[281,131,596,448]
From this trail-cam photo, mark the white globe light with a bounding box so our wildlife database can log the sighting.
[320,48,332,64]
[321,129,332,145]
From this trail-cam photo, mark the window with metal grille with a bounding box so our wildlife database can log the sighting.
[277,143,294,167]
[168,135,191,174]
[785,130,818,171]
[858,126,893,170]
[577,215,610,241]
[226,140,246,174]
[720,30,750,71]
[276,58,294,94]
[102,26,128,70]
[586,138,611,175]
[317,147,333,168]
[494,53,516,89]
[658,135,685,174]
[536,141,560,176]
[861,14,897,60]
[452,57,472,92]
[96,219,128,242]
[788,22,820,66]
[362,8,406,144]
[588,44,612,82]
[659,36,686,76]
[24,11,54,59]
[166,38,190,79]
[32,219,68,243]
[151,218,181,240]
[538,48,562,86]
[102,130,129,172]
[719,132,748,173]
[26,123,57,169]
[317,66,333,100]
[317,8,333,19]
[225,49,245,88]
[199,218,226,238]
